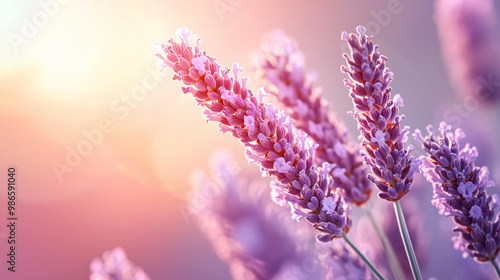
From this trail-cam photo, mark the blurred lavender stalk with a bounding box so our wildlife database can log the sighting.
[189,151,310,279]
[253,30,371,206]
[435,0,500,105]
[90,247,150,280]
[414,122,500,276]
[317,240,373,280]
[190,151,371,280]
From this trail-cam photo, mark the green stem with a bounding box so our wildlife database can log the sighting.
[342,232,387,280]
[394,201,422,280]
[492,258,500,279]
[364,204,406,280]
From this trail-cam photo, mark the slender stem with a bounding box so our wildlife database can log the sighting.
[492,258,500,279]
[394,201,422,280]
[342,232,387,280]
[363,204,406,280]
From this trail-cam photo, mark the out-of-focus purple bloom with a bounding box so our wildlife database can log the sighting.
[90,247,150,280]
[155,28,351,242]
[190,151,322,280]
[435,0,500,104]
[341,26,421,202]
[317,240,372,280]
[414,122,500,262]
[254,30,372,206]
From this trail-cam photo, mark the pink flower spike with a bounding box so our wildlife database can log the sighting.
[155,28,352,241]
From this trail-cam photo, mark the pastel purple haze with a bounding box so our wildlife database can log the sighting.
[435,0,500,104]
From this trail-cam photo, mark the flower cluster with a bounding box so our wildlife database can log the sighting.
[90,247,150,280]
[414,122,500,262]
[155,28,351,242]
[254,30,371,205]
[341,26,421,201]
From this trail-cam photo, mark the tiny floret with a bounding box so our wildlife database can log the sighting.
[192,56,207,73]
[371,130,387,146]
[274,157,292,173]
[469,205,483,219]
[322,197,337,215]
[457,182,477,200]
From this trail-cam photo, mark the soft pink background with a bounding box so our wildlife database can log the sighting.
[1,0,499,279]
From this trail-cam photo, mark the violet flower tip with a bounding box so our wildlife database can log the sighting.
[356,26,366,36]
[341,31,349,41]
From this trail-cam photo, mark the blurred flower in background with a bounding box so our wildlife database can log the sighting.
[189,150,374,280]
[90,247,150,280]
[189,151,323,279]
[317,239,372,280]
[435,0,500,105]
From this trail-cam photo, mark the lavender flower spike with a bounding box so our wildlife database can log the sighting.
[341,26,421,201]
[155,28,351,242]
[254,30,372,205]
[90,247,150,280]
[414,122,500,262]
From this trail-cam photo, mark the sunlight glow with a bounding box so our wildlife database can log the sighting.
[39,35,99,95]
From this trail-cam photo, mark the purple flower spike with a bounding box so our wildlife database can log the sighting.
[341,26,421,202]
[254,30,372,206]
[435,0,500,104]
[414,122,500,262]
[90,247,150,280]
[155,28,351,241]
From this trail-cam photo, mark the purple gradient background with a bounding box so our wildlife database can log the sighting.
[1,0,500,279]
